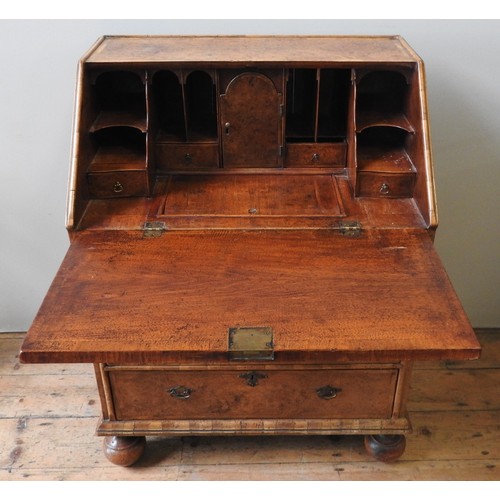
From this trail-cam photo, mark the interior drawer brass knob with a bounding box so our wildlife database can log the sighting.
[316,385,342,400]
[379,183,390,195]
[113,181,124,193]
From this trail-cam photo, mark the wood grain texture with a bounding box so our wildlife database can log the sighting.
[157,174,345,218]
[2,331,499,480]
[78,176,428,231]
[108,367,398,420]
[96,417,411,437]
[285,142,347,168]
[221,72,282,168]
[84,36,418,65]
[20,229,479,364]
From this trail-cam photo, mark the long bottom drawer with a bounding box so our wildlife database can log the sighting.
[108,367,398,420]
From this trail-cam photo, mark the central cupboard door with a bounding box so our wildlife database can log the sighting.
[221,72,283,168]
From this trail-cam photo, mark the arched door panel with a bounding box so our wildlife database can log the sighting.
[221,73,282,168]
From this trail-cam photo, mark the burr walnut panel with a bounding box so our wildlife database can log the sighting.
[108,367,398,420]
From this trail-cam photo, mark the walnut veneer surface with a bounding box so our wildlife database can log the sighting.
[21,228,478,364]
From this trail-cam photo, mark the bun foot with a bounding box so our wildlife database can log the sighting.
[103,436,146,466]
[364,434,406,462]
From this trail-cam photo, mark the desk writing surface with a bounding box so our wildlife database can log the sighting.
[21,228,480,364]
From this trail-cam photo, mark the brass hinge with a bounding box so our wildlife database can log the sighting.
[337,221,362,237]
[142,221,167,238]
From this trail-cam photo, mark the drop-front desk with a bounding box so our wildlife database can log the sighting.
[21,36,480,465]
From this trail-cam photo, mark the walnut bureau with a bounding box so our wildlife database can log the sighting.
[20,36,481,465]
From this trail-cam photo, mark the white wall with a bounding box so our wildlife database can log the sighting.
[1,19,499,331]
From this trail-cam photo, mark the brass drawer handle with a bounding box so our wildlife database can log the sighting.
[113,181,124,193]
[312,153,320,162]
[168,385,192,399]
[316,385,341,400]
[379,183,390,195]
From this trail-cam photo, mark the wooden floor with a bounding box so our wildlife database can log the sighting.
[1,330,499,481]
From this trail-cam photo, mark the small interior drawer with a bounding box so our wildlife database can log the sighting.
[356,171,415,198]
[156,143,219,170]
[108,367,398,420]
[87,171,149,198]
[285,142,347,167]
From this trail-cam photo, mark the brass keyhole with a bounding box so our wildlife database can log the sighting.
[184,153,193,164]
[239,371,268,387]
[225,122,231,135]
[312,153,320,162]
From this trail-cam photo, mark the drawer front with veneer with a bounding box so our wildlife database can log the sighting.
[356,172,416,198]
[285,142,347,168]
[156,143,220,170]
[108,367,398,420]
[87,171,149,198]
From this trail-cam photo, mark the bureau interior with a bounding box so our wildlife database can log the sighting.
[71,62,432,230]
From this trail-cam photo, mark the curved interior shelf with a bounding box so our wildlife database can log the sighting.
[356,111,414,134]
[90,110,147,133]
[356,126,415,173]
[356,70,412,135]
[91,71,147,138]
